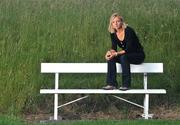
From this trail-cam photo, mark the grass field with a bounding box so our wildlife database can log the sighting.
[0,0,179,118]
[0,115,180,125]
[39,120,180,125]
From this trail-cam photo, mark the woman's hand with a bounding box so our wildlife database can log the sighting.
[105,50,126,60]
[105,50,117,60]
[105,51,111,60]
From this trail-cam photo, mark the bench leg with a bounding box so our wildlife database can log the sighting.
[144,94,149,119]
[54,93,58,120]
[54,73,59,120]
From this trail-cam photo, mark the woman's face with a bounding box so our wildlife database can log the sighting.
[112,17,123,30]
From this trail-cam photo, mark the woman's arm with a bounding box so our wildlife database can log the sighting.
[117,50,126,55]
[125,27,140,53]
[110,33,117,51]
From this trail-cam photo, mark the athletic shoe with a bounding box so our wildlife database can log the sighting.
[119,86,129,91]
[102,85,116,90]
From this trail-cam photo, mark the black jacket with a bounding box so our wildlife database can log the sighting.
[110,26,144,54]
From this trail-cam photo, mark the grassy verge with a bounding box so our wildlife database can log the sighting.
[0,115,26,125]
[44,120,180,125]
[1,115,180,125]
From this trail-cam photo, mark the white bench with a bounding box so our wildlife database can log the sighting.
[40,63,166,120]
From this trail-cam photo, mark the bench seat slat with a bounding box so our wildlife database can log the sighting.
[40,89,166,94]
[41,63,163,73]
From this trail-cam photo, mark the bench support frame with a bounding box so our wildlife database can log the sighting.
[51,72,153,120]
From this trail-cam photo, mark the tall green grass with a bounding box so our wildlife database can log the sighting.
[0,0,179,115]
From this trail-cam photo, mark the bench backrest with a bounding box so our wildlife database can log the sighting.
[41,63,163,73]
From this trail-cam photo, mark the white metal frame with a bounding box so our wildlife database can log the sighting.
[40,63,166,120]
[143,73,149,119]
[54,73,59,120]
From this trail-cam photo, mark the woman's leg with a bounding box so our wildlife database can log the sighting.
[118,54,131,88]
[106,58,118,87]
[116,52,145,89]
[126,52,145,64]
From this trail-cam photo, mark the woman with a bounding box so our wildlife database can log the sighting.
[103,13,145,90]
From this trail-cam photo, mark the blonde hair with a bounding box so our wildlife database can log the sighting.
[108,13,127,33]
